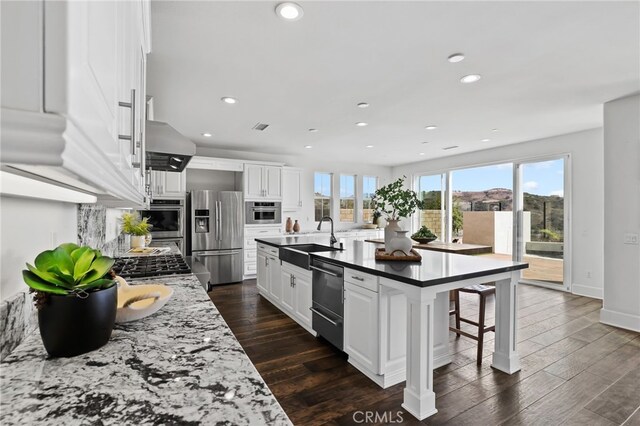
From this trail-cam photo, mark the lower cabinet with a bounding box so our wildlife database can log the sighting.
[343,271,407,389]
[256,245,280,298]
[280,263,313,331]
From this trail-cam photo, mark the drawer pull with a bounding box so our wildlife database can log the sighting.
[351,276,365,281]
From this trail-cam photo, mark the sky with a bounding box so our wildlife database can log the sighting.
[418,159,564,197]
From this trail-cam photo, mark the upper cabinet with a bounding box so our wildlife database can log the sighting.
[0,0,151,207]
[150,170,186,199]
[282,167,303,211]
[244,164,282,200]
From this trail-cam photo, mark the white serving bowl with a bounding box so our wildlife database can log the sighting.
[115,276,174,323]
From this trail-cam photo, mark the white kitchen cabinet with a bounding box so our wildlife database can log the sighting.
[244,164,282,200]
[245,226,282,278]
[187,156,244,172]
[280,269,296,313]
[1,0,151,207]
[151,170,186,199]
[256,242,280,298]
[257,251,268,294]
[293,271,313,328]
[280,263,314,332]
[282,167,303,211]
[344,281,379,373]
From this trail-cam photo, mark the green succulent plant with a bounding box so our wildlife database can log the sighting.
[22,243,115,296]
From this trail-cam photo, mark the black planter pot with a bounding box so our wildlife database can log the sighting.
[38,284,117,357]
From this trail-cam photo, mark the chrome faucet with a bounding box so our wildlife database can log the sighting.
[317,216,338,247]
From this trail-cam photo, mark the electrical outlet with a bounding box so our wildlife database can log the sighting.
[624,233,639,245]
[586,271,592,279]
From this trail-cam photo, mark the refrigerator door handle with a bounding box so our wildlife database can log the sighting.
[218,201,223,241]
[195,250,241,257]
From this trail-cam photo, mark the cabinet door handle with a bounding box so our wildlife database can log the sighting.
[292,275,296,287]
[118,89,136,156]
[351,276,365,281]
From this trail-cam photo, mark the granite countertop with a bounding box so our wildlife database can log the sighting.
[0,273,291,425]
[256,237,528,288]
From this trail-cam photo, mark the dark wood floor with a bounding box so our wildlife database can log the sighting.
[209,280,640,426]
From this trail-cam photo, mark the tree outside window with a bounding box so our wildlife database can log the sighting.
[314,172,332,221]
[362,176,378,223]
[339,175,356,222]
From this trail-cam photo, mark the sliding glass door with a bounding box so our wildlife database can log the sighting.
[514,157,569,290]
[416,174,445,241]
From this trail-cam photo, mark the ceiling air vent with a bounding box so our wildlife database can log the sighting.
[253,123,269,131]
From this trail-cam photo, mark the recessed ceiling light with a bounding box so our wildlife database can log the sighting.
[419,152,425,156]
[304,145,312,149]
[308,128,318,132]
[365,145,374,148]
[201,132,212,137]
[357,102,370,108]
[492,128,499,132]
[425,125,437,130]
[447,53,465,63]
[460,74,481,84]
[443,145,459,150]
[221,97,237,104]
[421,141,430,144]
[275,2,304,21]
[481,138,491,142]
[355,122,368,127]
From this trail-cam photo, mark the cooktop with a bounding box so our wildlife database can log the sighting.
[112,254,191,279]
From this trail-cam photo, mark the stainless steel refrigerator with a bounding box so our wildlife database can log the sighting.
[189,190,243,286]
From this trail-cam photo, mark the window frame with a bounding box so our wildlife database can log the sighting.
[339,174,357,223]
[362,175,378,223]
[314,172,333,222]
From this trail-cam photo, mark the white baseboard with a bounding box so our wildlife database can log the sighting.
[600,308,640,332]
[348,357,405,389]
[571,283,603,299]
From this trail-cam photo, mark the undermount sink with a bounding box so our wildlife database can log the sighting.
[279,244,341,269]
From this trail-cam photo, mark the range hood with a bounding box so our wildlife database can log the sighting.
[145,120,196,172]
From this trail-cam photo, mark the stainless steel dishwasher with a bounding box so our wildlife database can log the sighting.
[309,258,344,350]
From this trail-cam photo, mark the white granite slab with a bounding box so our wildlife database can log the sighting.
[0,274,291,425]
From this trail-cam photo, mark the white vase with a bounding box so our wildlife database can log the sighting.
[384,219,402,252]
[130,235,146,249]
[388,230,413,255]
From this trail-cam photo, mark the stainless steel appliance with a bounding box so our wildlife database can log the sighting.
[189,190,244,286]
[138,199,185,250]
[112,255,191,279]
[245,201,281,225]
[145,120,196,172]
[310,258,344,350]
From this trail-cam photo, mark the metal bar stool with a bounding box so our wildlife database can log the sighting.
[449,284,496,365]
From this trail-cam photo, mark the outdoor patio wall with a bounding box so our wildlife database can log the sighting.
[391,128,604,299]
[602,94,640,332]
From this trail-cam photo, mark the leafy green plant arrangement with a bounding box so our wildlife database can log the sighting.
[539,228,561,242]
[121,212,152,236]
[372,176,422,220]
[22,243,115,299]
[412,226,437,240]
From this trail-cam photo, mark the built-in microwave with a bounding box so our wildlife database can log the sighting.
[245,201,282,225]
[138,199,185,239]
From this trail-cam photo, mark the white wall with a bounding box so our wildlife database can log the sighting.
[601,94,640,332]
[0,196,77,301]
[392,128,604,299]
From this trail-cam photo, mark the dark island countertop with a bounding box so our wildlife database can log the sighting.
[255,237,527,288]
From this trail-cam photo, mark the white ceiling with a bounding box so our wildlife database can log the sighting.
[147,1,640,166]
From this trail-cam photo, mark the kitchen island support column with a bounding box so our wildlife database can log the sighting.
[491,271,521,374]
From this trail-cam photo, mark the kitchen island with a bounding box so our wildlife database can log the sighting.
[0,271,290,425]
[256,236,527,421]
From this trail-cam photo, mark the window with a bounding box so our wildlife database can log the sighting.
[417,174,445,241]
[339,175,356,222]
[314,172,332,221]
[362,176,378,223]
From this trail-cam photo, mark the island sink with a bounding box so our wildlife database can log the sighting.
[279,244,341,270]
